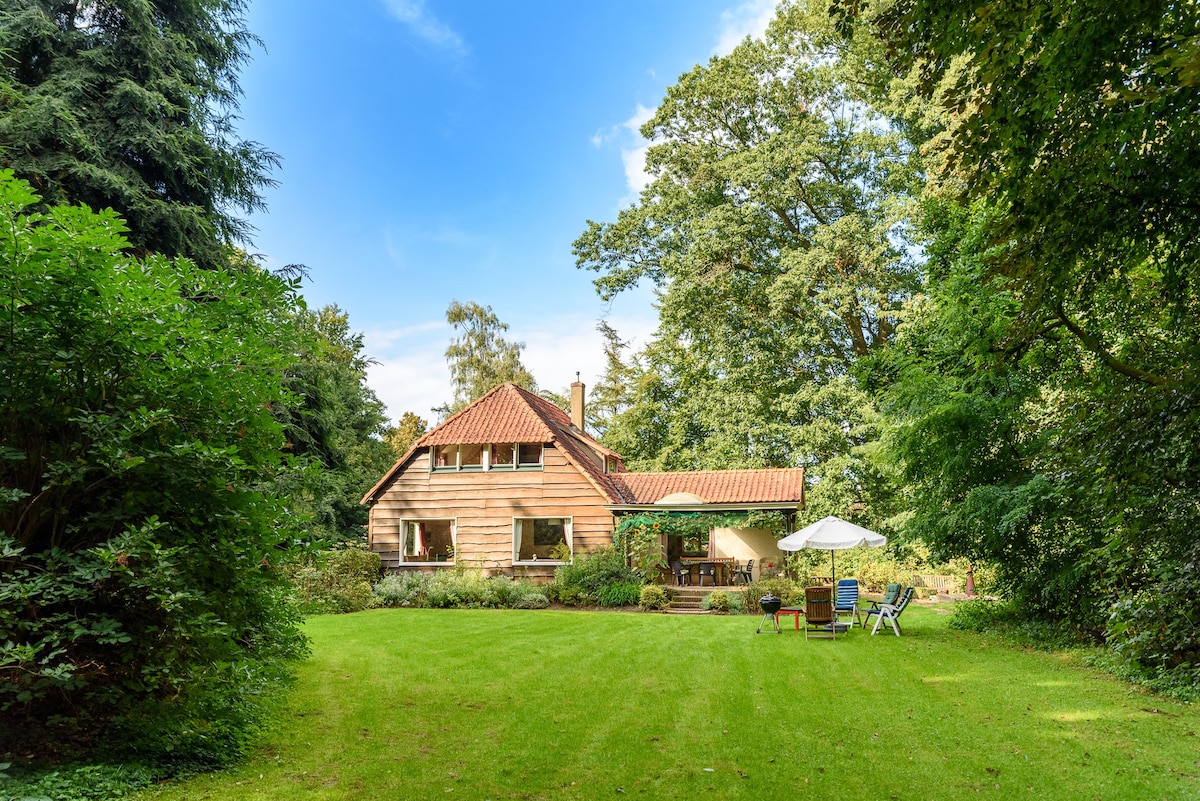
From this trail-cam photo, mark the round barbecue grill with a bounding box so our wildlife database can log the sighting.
[756,594,782,634]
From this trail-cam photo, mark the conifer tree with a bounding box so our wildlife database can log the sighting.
[0,0,277,268]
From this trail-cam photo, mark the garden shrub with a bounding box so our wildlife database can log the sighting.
[699,590,745,614]
[741,578,802,614]
[550,547,639,605]
[286,547,381,615]
[950,599,1087,651]
[1107,550,1200,695]
[0,762,155,801]
[508,582,550,609]
[0,175,308,762]
[373,571,434,607]
[597,581,642,608]
[702,591,729,613]
[639,585,670,611]
[853,561,897,593]
[548,583,590,607]
[373,571,549,610]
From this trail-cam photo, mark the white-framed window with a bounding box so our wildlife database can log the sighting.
[517,443,543,469]
[491,442,515,468]
[430,443,543,471]
[513,517,571,564]
[400,519,456,564]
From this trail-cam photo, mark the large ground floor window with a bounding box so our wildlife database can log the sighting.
[513,517,571,563]
[401,519,455,563]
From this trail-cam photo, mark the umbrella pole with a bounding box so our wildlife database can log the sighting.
[831,551,835,586]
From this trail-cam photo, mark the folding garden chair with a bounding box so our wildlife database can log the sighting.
[834,578,862,628]
[803,586,836,640]
[868,587,914,636]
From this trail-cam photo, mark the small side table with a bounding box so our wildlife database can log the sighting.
[776,607,803,631]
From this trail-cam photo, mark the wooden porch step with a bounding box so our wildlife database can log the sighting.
[664,608,711,615]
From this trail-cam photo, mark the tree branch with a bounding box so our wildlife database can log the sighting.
[1054,302,1167,387]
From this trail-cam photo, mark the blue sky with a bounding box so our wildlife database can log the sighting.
[236,0,776,422]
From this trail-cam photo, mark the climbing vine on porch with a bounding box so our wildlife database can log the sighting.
[611,511,789,580]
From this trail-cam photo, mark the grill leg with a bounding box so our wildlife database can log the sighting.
[756,610,781,634]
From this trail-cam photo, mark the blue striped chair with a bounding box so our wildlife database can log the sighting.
[834,578,862,628]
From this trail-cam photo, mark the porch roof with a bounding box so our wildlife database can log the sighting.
[606,468,805,510]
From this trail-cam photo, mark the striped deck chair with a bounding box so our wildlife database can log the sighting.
[834,578,862,628]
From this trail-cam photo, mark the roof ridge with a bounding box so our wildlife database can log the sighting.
[414,383,544,448]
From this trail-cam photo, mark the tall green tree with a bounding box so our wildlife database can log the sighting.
[845,0,1200,682]
[384,411,429,457]
[584,321,636,438]
[0,0,277,269]
[0,172,305,758]
[278,305,395,546]
[576,0,921,522]
[442,300,536,414]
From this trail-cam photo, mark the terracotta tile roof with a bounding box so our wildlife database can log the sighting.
[361,383,805,509]
[608,469,806,506]
[363,383,625,504]
[417,384,566,446]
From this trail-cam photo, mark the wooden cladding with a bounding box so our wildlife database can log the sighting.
[368,444,614,571]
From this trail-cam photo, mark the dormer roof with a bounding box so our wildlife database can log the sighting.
[361,383,805,512]
[361,383,623,504]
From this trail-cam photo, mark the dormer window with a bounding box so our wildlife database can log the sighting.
[517,443,542,468]
[459,443,483,470]
[431,443,543,471]
[434,444,457,469]
[491,443,515,468]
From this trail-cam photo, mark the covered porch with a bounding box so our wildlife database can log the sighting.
[607,490,801,587]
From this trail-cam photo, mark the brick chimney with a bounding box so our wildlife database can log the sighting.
[570,374,585,432]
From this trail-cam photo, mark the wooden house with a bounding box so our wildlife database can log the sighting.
[362,382,805,582]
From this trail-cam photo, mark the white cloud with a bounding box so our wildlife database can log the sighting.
[383,0,468,56]
[621,143,652,196]
[590,104,657,203]
[714,0,776,56]
[519,310,658,397]
[364,322,450,420]
[363,309,660,425]
[624,103,655,134]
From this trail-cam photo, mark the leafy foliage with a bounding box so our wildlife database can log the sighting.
[284,547,382,615]
[852,0,1200,686]
[0,762,154,801]
[576,0,920,525]
[442,300,535,414]
[276,305,395,547]
[372,571,548,610]
[700,590,744,614]
[384,411,429,457]
[548,547,639,606]
[596,581,642,608]
[740,578,804,614]
[0,172,306,759]
[637,584,670,611]
[0,0,278,269]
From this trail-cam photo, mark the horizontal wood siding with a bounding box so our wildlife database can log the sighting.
[369,445,614,572]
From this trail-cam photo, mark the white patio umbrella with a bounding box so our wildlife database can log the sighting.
[777,516,887,584]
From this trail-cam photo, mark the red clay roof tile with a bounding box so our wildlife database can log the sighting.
[609,469,805,505]
[362,383,805,508]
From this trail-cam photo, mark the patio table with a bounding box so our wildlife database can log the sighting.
[680,557,734,585]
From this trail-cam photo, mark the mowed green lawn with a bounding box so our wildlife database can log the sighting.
[137,606,1200,801]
